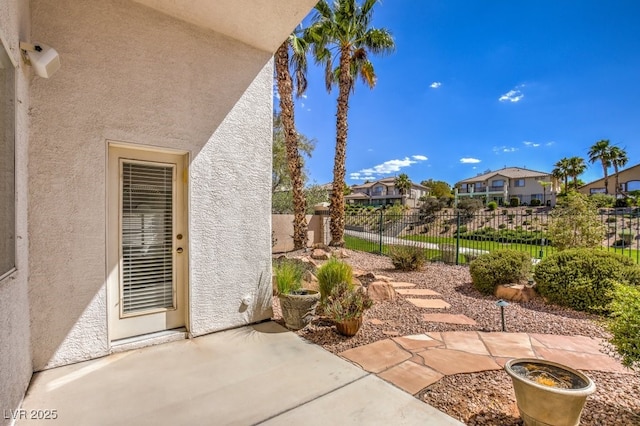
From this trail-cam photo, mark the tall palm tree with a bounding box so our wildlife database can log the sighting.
[275,31,310,249]
[306,0,395,246]
[588,139,612,194]
[567,156,587,190]
[394,173,412,205]
[552,157,571,194]
[609,145,628,196]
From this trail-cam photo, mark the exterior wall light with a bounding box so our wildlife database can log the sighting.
[19,42,60,78]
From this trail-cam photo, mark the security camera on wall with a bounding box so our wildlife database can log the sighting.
[19,42,60,78]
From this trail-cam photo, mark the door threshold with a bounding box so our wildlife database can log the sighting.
[110,328,187,354]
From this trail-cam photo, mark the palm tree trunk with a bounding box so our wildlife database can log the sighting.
[275,41,308,250]
[329,49,352,247]
[602,162,609,195]
[613,164,620,197]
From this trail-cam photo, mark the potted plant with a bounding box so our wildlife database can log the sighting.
[324,281,373,336]
[504,358,596,426]
[273,259,319,330]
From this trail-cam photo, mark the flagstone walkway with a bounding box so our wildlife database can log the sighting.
[339,279,633,397]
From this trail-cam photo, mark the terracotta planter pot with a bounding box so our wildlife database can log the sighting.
[505,358,596,426]
[278,290,320,330]
[335,317,363,336]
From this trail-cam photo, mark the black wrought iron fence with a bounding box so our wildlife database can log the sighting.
[317,208,640,265]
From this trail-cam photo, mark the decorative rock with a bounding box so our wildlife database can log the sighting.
[369,318,384,325]
[311,249,330,260]
[494,284,536,302]
[374,274,393,282]
[367,281,397,302]
[334,248,350,258]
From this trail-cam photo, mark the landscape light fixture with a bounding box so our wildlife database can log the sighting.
[496,299,510,332]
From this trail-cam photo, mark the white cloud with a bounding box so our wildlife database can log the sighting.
[429,82,442,89]
[493,146,517,154]
[546,141,555,146]
[499,84,525,103]
[523,141,540,148]
[349,155,427,180]
[460,157,481,164]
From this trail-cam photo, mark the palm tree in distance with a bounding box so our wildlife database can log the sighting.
[306,0,395,246]
[567,156,587,190]
[274,31,310,249]
[552,157,571,194]
[588,139,612,194]
[394,173,412,205]
[609,145,629,197]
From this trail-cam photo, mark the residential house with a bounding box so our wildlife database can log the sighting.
[578,163,640,197]
[455,167,559,206]
[346,177,430,208]
[0,0,316,421]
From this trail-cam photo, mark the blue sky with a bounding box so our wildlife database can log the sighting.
[278,0,640,187]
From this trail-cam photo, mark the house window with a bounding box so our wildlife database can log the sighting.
[372,185,383,196]
[531,194,543,200]
[514,179,525,187]
[626,181,640,192]
[492,179,504,188]
[0,43,15,278]
[590,188,606,194]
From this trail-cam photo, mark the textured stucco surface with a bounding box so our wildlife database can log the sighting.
[0,0,33,423]
[29,0,276,370]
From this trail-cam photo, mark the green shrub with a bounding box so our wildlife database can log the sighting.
[548,192,605,250]
[324,282,373,321]
[530,199,542,206]
[510,197,520,207]
[469,250,532,295]
[273,259,304,294]
[507,213,515,220]
[457,198,483,219]
[389,245,426,271]
[590,193,616,208]
[458,225,468,233]
[608,283,640,368]
[606,216,617,223]
[525,209,533,215]
[498,223,507,229]
[534,249,640,312]
[502,209,508,215]
[316,257,353,301]
[487,201,497,211]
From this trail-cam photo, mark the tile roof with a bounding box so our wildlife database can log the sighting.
[457,167,550,184]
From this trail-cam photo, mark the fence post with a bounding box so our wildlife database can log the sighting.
[378,209,384,254]
[455,211,460,265]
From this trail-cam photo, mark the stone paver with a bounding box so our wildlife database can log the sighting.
[417,349,501,375]
[340,339,411,373]
[533,347,631,373]
[407,298,450,309]
[379,361,444,395]
[479,332,536,358]
[423,313,477,325]
[440,331,489,355]
[529,334,604,355]
[395,288,441,296]
[393,335,444,351]
[389,281,416,288]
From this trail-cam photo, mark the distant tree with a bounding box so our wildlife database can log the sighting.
[394,173,412,203]
[272,184,329,214]
[538,180,553,205]
[552,157,571,194]
[610,145,629,196]
[272,113,315,193]
[567,156,586,190]
[548,191,605,250]
[588,139,612,194]
[420,179,452,199]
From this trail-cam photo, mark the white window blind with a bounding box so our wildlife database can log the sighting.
[121,162,174,314]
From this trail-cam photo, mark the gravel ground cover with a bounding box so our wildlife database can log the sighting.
[272,249,640,425]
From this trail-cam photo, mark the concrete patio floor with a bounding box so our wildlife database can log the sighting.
[18,322,462,425]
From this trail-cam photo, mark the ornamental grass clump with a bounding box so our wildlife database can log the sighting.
[389,245,426,271]
[533,248,640,312]
[273,259,304,295]
[316,257,353,302]
[469,250,532,296]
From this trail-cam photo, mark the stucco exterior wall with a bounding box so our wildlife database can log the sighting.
[579,164,640,195]
[0,0,33,422]
[29,0,274,370]
[271,214,320,253]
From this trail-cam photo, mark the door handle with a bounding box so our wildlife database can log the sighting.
[176,247,183,253]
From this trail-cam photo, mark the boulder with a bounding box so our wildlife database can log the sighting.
[311,249,330,260]
[494,284,537,303]
[367,281,397,302]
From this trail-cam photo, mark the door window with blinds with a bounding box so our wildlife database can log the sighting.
[120,160,176,315]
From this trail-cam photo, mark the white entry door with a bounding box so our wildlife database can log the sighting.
[108,145,188,341]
